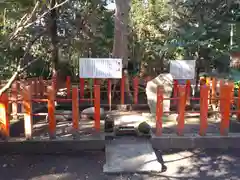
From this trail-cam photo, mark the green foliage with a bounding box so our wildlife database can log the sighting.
[0,0,240,81]
[0,0,114,80]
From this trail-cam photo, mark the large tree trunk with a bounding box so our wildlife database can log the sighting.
[112,0,133,103]
[49,0,59,79]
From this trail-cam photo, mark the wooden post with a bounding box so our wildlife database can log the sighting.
[177,86,186,136]
[22,86,33,140]
[34,78,38,97]
[229,81,234,104]
[121,76,125,104]
[27,79,32,96]
[66,76,71,98]
[31,79,36,97]
[0,93,9,139]
[145,76,151,85]
[80,78,85,100]
[48,86,56,138]
[11,81,18,120]
[186,80,191,105]
[36,78,39,97]
[186,80,191,97]
[220,84,232,135]
[211,77,216,105]
[219,80,224,116]
[72,87,79,132]
[35,78,39,97]
[156,86,163,136]
[108,79,112,110]
[199,85,209,136]
[133,76,139,104]
[39,76,44,97]
[94,85,101,131]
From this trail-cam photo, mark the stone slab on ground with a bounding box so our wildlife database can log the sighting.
[103,138,162,173]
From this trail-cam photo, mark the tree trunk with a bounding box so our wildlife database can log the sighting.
[49,0,59,79]
[112,0,133,103]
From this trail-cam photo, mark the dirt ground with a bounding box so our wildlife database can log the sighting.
[0,148,240,180]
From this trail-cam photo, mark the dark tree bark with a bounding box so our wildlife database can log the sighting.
[49,0,59,78]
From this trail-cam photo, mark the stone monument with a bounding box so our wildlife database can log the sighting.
[146,73,174,114]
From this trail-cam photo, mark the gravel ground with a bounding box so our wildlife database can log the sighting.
[0,149,240,180]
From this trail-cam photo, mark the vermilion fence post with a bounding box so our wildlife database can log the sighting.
[121,76,125,104]
[66,76,71,98]
[199,85,209,136]
[94,85,101,131]
[220,84,232,135]
[94,79,100,86]
[11,81,18,120]
[72,87,79,132]
[133,76,139,104]
[108,79,112,110]
[22,86,33,139]
[80,78,85,100]
[156,86,163,136]
[177,86,186,136]
[173,80,178,106]
[0,93,9,139]
[48,86,56,138]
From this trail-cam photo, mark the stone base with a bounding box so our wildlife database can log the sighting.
[103,138,162,173]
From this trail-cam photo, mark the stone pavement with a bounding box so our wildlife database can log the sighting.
[104,137,162,173]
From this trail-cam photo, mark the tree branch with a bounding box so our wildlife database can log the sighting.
[10,0,69,40]
[0,31,45,96]
[10,0,41,40]
[0,58,40,95]
[0,0,69,96]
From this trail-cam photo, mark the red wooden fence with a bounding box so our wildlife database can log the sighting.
[0,75,235,140]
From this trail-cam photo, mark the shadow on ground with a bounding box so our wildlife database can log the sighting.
[0,149,239,180]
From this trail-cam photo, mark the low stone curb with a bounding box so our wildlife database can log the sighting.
[151,133,240,150]
[0,135,105,154]
[1,133,240,154]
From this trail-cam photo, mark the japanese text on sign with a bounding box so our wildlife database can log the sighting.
[170,60,196,79]
[79,58,122,78]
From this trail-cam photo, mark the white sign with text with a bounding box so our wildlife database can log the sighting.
[170,60,196,79]
[79,58,122,78]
